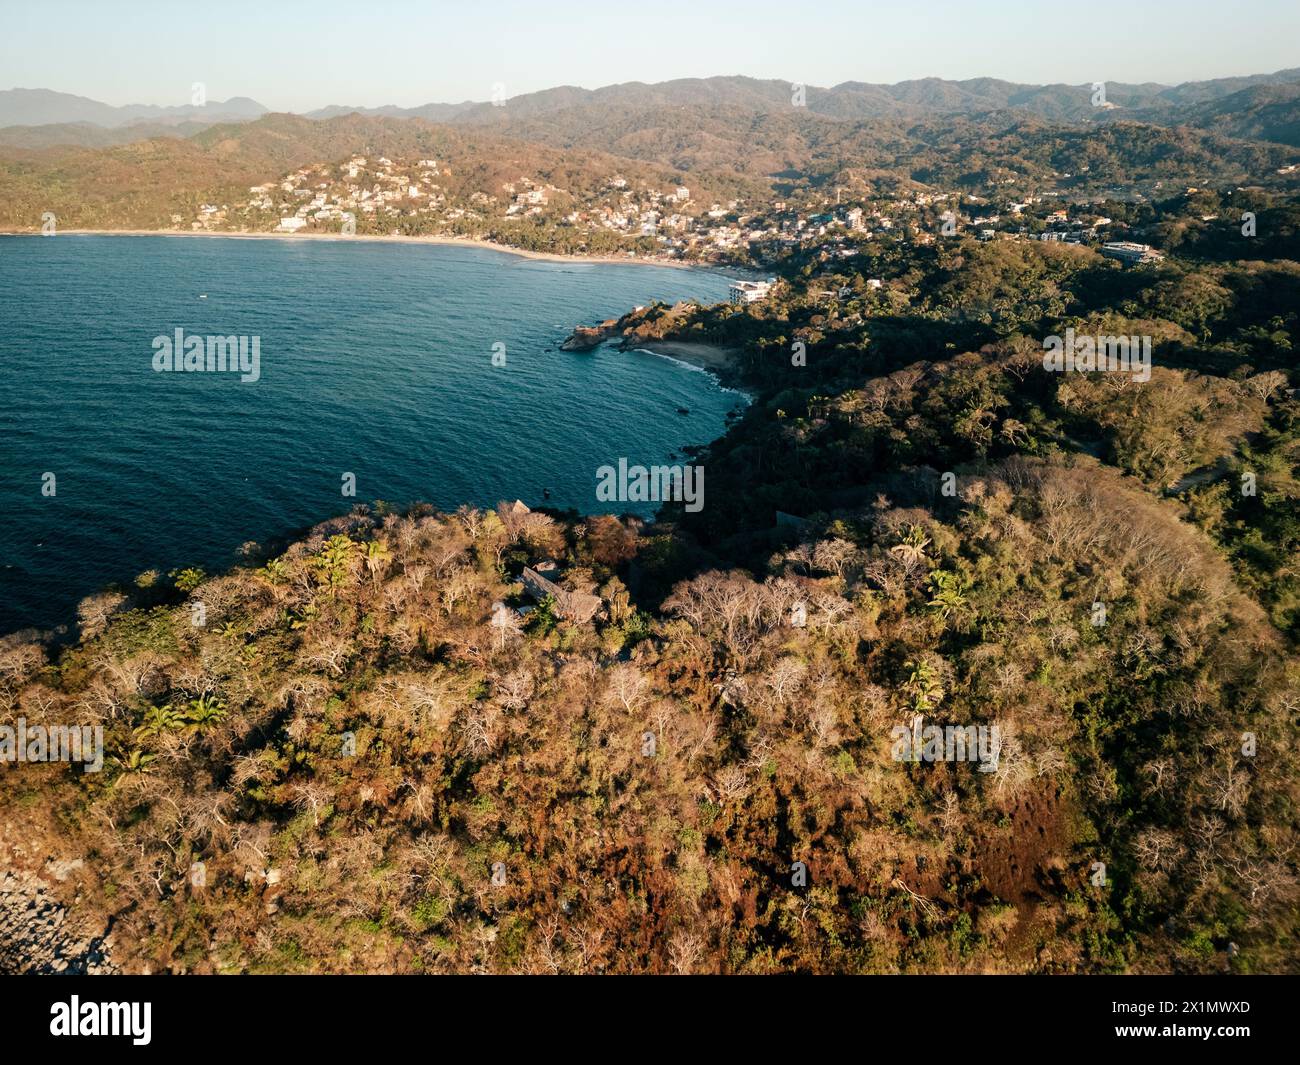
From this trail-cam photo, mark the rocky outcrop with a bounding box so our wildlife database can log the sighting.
[0,867,118,974]
[559,318,621,351]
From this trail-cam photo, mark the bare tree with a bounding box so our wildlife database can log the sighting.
[667,930,704,975]
[604,662,650,715]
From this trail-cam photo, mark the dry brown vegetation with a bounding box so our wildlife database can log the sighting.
[2,460,1295,973]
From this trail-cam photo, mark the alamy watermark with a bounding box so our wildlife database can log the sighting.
[596,458,704,512]
[1,717,104,773]
[152,329,260,383]
[50,996,151,1045]
[1042,327,1151,382]
[890,714,1001,772]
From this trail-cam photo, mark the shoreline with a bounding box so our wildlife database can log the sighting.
[627,339,751,397]
[0,226,704,269]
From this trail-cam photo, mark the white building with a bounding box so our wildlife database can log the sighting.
[1101,241,1164,264]
[277,217,307,232]
[728,279,775,306]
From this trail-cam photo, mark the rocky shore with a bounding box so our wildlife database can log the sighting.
[560,305,747,390]
[559,318,622,351]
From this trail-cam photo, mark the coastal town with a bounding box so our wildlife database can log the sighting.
[176,151,1193,271]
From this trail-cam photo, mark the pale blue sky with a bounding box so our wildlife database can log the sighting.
[3,0,1298,112]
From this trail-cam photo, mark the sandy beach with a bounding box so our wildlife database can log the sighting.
[0,226,700,269]
[629,339,738,372]
[627,339,751,395]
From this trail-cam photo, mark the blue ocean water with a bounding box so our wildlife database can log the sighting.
[0,234,741,635]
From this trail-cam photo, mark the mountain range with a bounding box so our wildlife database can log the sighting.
[303,69,1300,126]
[4,68,1300,149]
[0,87,267,128]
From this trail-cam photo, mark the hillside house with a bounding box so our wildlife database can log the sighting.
[520,565,603,624]
[1101,241,1165,264]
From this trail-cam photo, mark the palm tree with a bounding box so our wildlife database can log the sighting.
[904,659,945,713]
[183,694,228,733]
[364,540,391,590]
[927,570,969,619]
[134,703,184,740]
[112,749,157,781]
[313,535,357,595]
[889,525,931,571]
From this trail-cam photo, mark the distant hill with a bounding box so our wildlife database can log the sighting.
[0,88,267,128]
[1154,83,1300,147]
[0,119,224,150]
[313,69,1300,129]
[296,71,1300,161]
[306,100,482,122]
[428,97,1299,184]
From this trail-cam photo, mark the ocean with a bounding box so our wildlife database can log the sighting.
[0,234,741,634]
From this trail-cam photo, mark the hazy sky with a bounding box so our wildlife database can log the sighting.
[3,0,1298,112]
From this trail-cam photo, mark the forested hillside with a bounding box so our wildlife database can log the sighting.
[0,113,756,233]
[3,102,1297,237]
